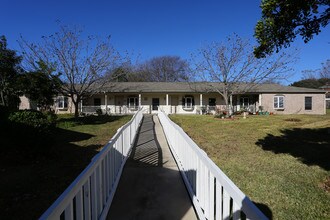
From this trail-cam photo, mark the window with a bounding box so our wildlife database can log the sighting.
[209,98,216,106]
[57,96,68,109]
[94,98,101,106]
[183,96,194,109]
[274,96,284,109]
[240,97,250,108]
[128,97,138,109]
[305,97,312,110]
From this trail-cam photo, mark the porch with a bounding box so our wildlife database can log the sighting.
[80,93,263,115]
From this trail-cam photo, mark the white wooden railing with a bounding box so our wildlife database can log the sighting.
[40,108,144,220]
[158,111,268,220]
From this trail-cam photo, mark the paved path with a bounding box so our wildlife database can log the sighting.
[107,114,197,220]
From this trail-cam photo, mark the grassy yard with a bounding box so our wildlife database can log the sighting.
[170,112,330,220]
[0,114,131,220]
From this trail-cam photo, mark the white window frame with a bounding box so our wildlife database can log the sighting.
[57,96,68,109]
[274,95,284,109]
[183,96,193,109]
[128,97,138,109]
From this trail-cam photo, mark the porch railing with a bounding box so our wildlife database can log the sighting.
[81,106,103,114]
[40,108,144,220]
[158,111,268,220]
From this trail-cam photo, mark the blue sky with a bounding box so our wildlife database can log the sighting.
[1,0,329,84]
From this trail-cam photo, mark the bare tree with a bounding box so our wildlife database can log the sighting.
[191,34,296,115]
[320,59,330,79]
[19,25,120,117]
[138,56,190,82]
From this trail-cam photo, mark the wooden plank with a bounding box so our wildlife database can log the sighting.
[233,201,241,220]
[75,189,84,220]
[83,180,91,220]
[209,173,215,220]
[64,201,73,220]
[215,180,222,220]
[223,190,230,219]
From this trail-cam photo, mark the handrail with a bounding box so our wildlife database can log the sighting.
[40,108,144,220]
[158,111,268,220]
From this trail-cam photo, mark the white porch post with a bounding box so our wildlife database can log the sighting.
[80,99,83,113]
[104,94,108,114]
[138,94,141,108]
[200,93,203,115]
[259,94,262,108]
[166,93,169,114]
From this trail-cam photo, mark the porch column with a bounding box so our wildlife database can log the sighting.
[259,94,262,106]
[80,99,83,113]
[166,94,169,106]
[104,94,108,114]
[200,93,203,115]
[138,94,141,108]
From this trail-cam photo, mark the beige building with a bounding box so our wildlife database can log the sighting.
[80,82,326,115]
[19,82,326,115]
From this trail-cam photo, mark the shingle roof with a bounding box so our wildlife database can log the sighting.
[96,82,325,94]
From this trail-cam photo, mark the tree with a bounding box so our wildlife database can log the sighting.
[254,0,330,58]
[19,25,120,118]
[291,59,330,88]
[320,59,330,79]
[138,56,190,82]
[192,34,296,115]
[20,61,62,111]
[0,35,23,109]
[290,78,328,88]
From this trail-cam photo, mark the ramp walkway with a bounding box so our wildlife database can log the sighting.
[107,114,197,220]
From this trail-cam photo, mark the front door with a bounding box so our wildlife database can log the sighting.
[152,98,159,112]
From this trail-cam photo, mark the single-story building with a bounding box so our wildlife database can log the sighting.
[81,82,326,115]
[19,82,327,115]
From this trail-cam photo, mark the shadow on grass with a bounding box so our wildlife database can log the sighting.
[57,115,127,128]
[256,127,330,171]
[0,126,102,220]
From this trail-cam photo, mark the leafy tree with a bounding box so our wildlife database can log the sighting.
[0,35,23,109]
[19,25,120,118]
[254,0,330,58]
[192,34,296,115]
[290,78,329,88]
[291,60,330,88]
[20,61,62,111]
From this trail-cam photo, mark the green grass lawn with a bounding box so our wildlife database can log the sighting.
[0,114,131,220]
[170,112,330,220]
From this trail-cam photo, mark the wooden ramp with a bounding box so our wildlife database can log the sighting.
[107,114,197,220]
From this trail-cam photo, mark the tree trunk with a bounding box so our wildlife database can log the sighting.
[74,101,79,119]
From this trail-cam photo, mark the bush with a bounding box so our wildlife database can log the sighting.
[44,111,57,125]
[0,106,11,130]
[96,109,102,115]
[8,110,53,134]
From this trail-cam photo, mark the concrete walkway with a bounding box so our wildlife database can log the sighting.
[107,115,197,220]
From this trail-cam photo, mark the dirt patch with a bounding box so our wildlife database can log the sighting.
[320,176,330,193]
[284,118,301,122]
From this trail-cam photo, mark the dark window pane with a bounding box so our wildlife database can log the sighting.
[305,97,312,110]
[94,98,101,106]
